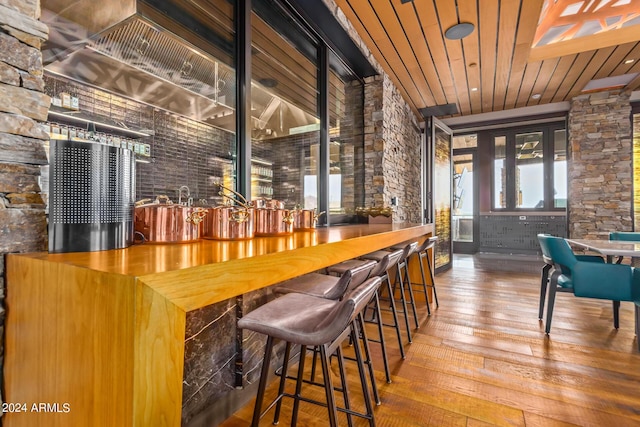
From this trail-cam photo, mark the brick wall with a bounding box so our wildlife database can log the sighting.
[568,90,633,239]
[0,0,49,411]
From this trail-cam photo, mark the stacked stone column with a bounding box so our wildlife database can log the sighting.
[568,90,633,239]
[0,0,49,410]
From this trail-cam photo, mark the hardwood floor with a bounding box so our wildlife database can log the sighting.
[219,255,640,426]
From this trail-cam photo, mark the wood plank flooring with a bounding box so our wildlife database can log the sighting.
[219,255,640,426]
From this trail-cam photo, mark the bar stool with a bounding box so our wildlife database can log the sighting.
[274,260,376,300]
[274,261,380,404]
[363,242,420,343]
[238,276,382,427]
[327,248,405,383]
[393,236,439,315]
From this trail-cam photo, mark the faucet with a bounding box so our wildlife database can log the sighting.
[178,185,192,206]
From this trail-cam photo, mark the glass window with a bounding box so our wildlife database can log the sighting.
[554,130,568,208]
[492,124,566,211]
[327,53,364,222]
[494,136,506,209]
[515,131,544,208]
[251,4,319,207]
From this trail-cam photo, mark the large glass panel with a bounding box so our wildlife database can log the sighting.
[494,136,506,208]
[40,0,237,205]
[434,122,452,269]
[453,153,473,242]
[327,53,364,222]
[251,3,319,207]
[553,129,568,208]
[515,131,544,208]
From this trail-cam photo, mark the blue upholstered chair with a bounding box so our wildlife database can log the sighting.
[609,232,640,241]
[537,234,640,350]
[537,234,604,320]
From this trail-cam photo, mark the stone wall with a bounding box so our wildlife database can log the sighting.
[364,74,422,222]
[0,0,49,412]
[568,90,633,239]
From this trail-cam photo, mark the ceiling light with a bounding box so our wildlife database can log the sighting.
[531,93,542,99]
[444,23,475,40]
[625,59,635,64]
[471,87,478,92]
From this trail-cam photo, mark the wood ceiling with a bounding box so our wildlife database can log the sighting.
[333,0,640,119]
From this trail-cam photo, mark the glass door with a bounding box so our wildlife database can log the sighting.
[427,117,453,271]
[452,150,478,253]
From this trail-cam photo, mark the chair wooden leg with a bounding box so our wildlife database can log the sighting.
[613,300,621,329]
[545,271,562,334]
[539,264,551,320]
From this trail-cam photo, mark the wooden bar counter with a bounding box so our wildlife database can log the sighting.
[4,222,432,427]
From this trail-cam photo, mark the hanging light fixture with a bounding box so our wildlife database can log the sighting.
[444,22,475,40]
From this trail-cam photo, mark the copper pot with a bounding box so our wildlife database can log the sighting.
[202,206,255,240]
[293,209,325,230]
[254,208,295,236]
[134,196,207,243]
[250,198,285,209]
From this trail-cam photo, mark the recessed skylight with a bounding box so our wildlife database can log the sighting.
[581,73,639,92]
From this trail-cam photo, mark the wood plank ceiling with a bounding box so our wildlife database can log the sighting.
[333,0,640,119]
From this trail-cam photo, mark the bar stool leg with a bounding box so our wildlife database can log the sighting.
[350,321,376,426]
[289,344,307,427]
[415,252,432,315]
[357,312,381,405]
[424,251,439,308]
[372,289,392,382]
[383,274,406,359]
[395,266,413,343]
[319,344,339,427]
[402,262,420,329]
[335,343,354,427]
[273,341,294,424]
[252,335,275,427]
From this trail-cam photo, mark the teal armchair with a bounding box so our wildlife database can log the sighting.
[537,234,604,320]
[609,232,640,241]
[537,234,640,349]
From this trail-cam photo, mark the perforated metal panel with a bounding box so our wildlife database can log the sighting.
[479,215,567,254]
[49,140,135,253]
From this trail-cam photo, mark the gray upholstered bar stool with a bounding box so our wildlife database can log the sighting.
[326,248,406,383]
[392,236,439,315]
[238,276,382,427]
[362,242,420,343]
[274,261,380,404]
[274,260,376,301]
